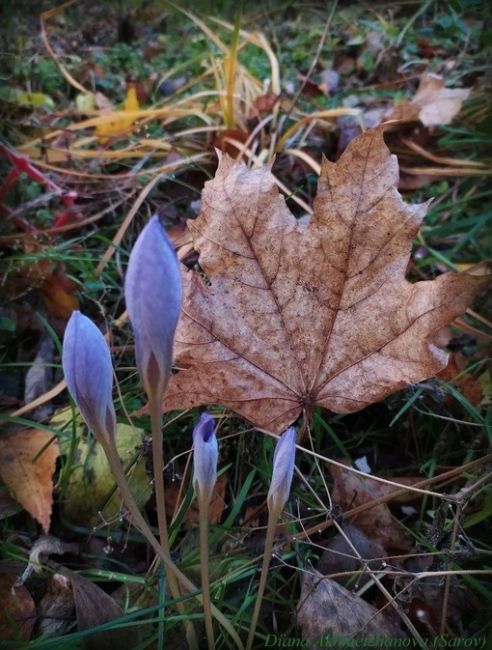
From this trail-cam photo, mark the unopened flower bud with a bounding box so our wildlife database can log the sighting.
[62,311,116,439]
[267,427,296,513]
[192,413,218,501]
[124,215,182,399]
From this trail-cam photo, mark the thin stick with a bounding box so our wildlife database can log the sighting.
[199,494,215,648]
[101,434,244,650]
[149,397,198,650]
[245,507,279,650]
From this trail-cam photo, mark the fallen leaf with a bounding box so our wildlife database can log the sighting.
[0,573,36,642]
[163,126,486,432]
[389,74,471,126]
[96,83,140,143]
[61,422,152,527]
[317,522,386,585]
[297,570,403,649]
[328,464,415,551]
[0,429,59,533]
[60,567,140,650]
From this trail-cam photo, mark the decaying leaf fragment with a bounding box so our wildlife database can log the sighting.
[164,126,486,433]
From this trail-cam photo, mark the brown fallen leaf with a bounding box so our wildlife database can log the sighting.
[389,73,471,126]
[0,429,59,533]
[60,567,140,650]
[297,570,403,649]
[0,573,36,642]
[328,464,416,551]
[163,126,486,432]
[317,522,386,585]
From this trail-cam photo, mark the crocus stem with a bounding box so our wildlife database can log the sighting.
[149,397,198,650]
[100,435,244,650]
[199,493,215,649]
[245,506,280,650]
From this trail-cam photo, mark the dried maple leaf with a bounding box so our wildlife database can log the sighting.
[164,126,486,433]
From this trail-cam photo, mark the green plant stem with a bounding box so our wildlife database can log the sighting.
[245,506,280,650]
[149,396,198,650]
[199,493,215,649]
[100,434,244,650]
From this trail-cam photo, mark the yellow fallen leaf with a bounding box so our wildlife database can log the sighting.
[95,83,140,143]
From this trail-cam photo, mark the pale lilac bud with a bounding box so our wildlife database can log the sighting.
[192,413,218,500]
[62,311,116,439]
[124,215,182,399]
[267,427,297,513]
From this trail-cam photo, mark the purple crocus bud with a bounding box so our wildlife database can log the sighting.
[192,413,218,500]
[62,311,116,439]
[124,215,182,400]
[267,427,297,513]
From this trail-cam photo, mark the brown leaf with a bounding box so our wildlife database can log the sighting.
[0,429,59,533]
[0,573,36,642]
[328,464,414,551]
[389,74,471,126]
[61,567,140,650]
[317,522,386,585]
[297,570,403,649]
[164,126,486,433]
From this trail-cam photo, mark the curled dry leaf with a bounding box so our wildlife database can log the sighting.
[297,570,403,650]
[0,429,59,533]
[163,126,486,432]
[388,73,471,126]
